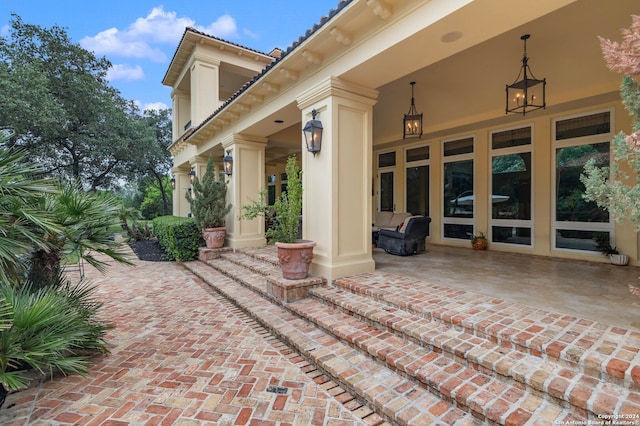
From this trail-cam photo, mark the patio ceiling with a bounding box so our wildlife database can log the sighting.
[276,0,633,157]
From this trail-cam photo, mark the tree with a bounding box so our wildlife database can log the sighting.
[581,15,640,301]
[0,130,60,284]
[27,182,134,289]
[136,109,174,216]
[186,156,231,230]
[140,176,173,219]
[0,15,160,191]
[581,15,640,226]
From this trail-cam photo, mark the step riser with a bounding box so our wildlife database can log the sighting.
[190,249,639,424]
[296,290,609,420]
[182,261,467,425]
[332,277,639,391]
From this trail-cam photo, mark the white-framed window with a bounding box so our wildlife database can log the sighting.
[489,125,534,246]
[442,136,474,240]
[405,144,430,217]
[377,150,396,212]
[552,109,613,253]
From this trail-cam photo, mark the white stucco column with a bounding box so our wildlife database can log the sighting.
[223,134,268,248]
[297,77,378,281]
[190,54,221,125]
[171,169,191,217]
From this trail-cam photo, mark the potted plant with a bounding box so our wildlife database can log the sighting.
[241,155,315,279]
[470,231,488,250]
[186,155,232,249]
[594,232,628,266]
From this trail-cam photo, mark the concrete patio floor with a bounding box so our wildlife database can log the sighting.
[373,244,640,330]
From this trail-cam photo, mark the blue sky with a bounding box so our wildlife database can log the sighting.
[1,1,339,112]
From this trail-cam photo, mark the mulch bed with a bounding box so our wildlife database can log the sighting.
[129,239,170,262]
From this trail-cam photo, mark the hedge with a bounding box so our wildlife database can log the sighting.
[152,216,204,261]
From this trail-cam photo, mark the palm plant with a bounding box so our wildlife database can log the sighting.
[28,182,134,289]
[0,272,112,407]
[0,129,60,284]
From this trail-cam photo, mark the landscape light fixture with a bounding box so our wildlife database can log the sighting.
[506,34,546,115]
[303,109,323,156]
[403,81,423,139]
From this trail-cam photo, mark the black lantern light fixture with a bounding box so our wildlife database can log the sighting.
[189,169,196,184]
[506,34,546,115]
[170,177,176,190]
[403,81,423,139]
[222,150,233,176]
[303,109,323,156]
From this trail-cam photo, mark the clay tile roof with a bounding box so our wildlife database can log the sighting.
[182,0,353,141]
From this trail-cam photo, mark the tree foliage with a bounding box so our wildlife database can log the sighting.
[0,15,171,191]
[186,156,231,230]
[581,15,640,228]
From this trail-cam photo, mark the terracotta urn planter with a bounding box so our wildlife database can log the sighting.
[275,240,316,280]
[472,239,488,250]
[203,227,226,249]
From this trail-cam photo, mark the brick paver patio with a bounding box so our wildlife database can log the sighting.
[0,253,366,425]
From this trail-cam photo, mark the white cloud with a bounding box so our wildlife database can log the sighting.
[79,6,239,62]
[0,24,9,37]
[106,64,145,82]
[80,27,166,62]
[143,102,169,112]
[198,15,239,39]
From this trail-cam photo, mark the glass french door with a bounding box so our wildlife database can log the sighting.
[379,171,394,212]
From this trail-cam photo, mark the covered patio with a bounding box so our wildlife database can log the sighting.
[373,244,640,330]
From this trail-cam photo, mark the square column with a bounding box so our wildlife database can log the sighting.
[297,77,378,281]
[223,135,268,248]
[171,169,191,217]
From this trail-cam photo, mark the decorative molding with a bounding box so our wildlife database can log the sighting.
[235,103,251,113]
[262,81,280,93]
[248,93,265,103]
[330,27,352,46]
[280,68,299,81]
[302,49,324,64]
[366,0,392,20]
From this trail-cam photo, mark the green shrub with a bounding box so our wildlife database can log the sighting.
[153,216,203,261]
[0,273,112,404]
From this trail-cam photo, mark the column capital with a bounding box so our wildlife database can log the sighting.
[221,133,268,150]
[296,76,378,110]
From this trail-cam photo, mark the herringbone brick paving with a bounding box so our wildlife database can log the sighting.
[0,252,369,425]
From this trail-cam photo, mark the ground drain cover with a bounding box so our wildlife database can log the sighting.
[266,385,289,394]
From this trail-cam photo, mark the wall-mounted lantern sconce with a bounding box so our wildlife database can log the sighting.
[222,150,233,176]
[506,34,546,115]
[170,177,176,190]
[403,81,423,139]
[189,169,196,184]
[303,109,323,156]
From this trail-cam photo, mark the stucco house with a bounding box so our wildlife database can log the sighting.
[163,0,639,280]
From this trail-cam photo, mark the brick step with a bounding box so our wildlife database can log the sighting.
[199,250,640,422]
[210,251,326,302]
[181,260,482,425]
[333,273,640,392]
[220,250,281,277]
[295,287,633,420]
